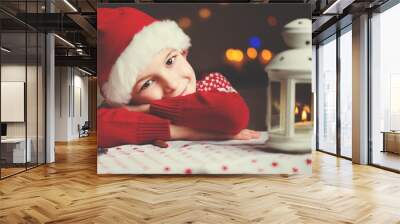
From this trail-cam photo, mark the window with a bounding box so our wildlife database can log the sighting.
[370,2,400,171]
[0,1,47,179]
[339,28,352,158]
[317,36,337,154]
[270,81,282,131]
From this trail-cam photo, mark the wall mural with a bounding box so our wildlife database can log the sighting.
[97,3,313,175]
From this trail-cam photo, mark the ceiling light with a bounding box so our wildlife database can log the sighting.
[54,34,75,48]
[77,67,93,76]
[322,0,354,15]
[323,0,341,14]
[63,0,78,12]
[1,47,11,53]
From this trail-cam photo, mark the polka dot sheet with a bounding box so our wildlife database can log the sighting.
[97,132,312,175]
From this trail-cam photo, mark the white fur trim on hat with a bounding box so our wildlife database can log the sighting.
[102,20,191,104]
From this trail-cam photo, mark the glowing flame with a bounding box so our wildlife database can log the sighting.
[301,109,308,121]
[303,105,311,113]
[295,105,299,115]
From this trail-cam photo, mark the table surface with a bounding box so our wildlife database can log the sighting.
[1,138,27,143]
[381,131,400,134]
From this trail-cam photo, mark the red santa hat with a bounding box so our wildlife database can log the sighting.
[98,7,191,104]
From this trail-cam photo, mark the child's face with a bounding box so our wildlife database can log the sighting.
[130,48,197,104]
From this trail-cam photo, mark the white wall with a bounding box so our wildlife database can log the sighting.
[1,65,26,140]
[55,67,68,141]
[55,67,89,141]
[1,65,35,137]
[71,73,89,138]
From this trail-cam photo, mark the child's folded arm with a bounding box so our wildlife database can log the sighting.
[98,107,171,148]
[149,92,249,135]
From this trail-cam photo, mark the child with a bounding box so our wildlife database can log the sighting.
[97,7,260,148]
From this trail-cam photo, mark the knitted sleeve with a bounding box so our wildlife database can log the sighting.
[196,72,237,93]
[149,91,249,135]
[97,107,171,148]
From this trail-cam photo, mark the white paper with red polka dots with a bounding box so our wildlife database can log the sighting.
[196,72,237,93]
[97,132,312,175]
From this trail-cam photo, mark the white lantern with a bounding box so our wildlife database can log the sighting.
[264,18,312,151]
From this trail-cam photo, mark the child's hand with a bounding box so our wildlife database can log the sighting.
[152,140,169,148]
[124,104,150,113]
[231,129,261,140]
[170,125,260,141]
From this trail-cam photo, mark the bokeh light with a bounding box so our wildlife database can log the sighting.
[249,36,261,49]
[260,49,273,63]
[235,50,244,62]
[267,15,278,27]
[199,8,211,19]
[225,48,235,61]
[178,17,192,29]
[303,105,311,113]
[225,49,244,63]
[246,48,258,60]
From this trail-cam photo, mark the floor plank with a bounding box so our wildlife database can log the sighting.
[1,135,400,223]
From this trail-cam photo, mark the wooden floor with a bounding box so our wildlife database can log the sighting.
[1,135,400,223]
[1,167,26,178]
[1,163,45,178]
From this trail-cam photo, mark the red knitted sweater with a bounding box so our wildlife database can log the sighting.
[98,73,249,148]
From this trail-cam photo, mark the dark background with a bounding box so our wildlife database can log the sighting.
[99,3,310,130]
